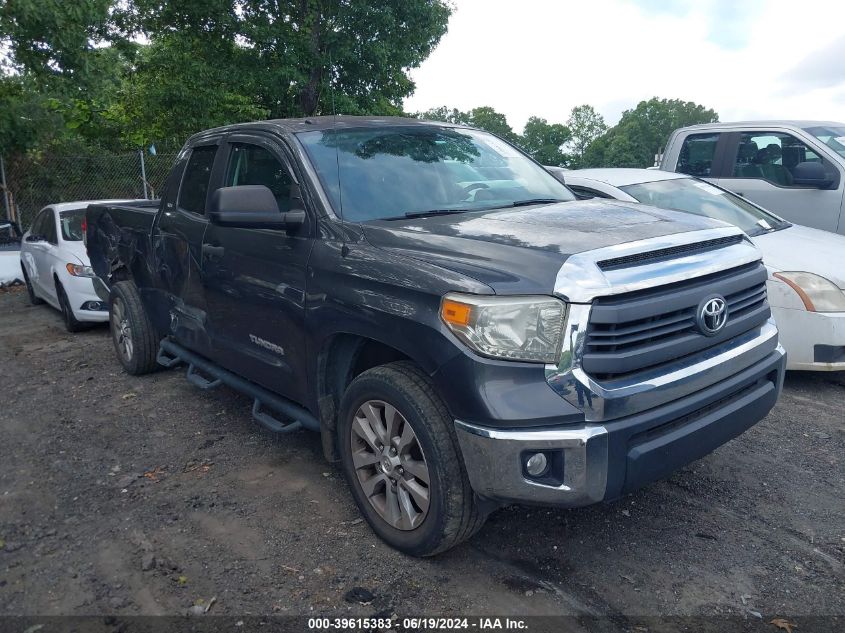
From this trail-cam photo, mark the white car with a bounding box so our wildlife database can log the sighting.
[19,202,122,331]
[550,167,845,371]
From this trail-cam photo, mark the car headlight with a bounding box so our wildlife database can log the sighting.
[440,293,567,363]
[66,263,96,278]
[773,272,845,313]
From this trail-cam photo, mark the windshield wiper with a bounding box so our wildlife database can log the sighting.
[508,198,566,207]
[383,209,470,220]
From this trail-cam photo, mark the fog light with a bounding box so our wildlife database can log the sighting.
[525,452,549,477]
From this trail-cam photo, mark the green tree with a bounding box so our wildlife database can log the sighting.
[583,97,718,168]
[124,0,452,121]
[520,116,570,166]
[566,105,607,168]
[418,105,519,143]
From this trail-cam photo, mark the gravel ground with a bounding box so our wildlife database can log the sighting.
[1,287,843,626]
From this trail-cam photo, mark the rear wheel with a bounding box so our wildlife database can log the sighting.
[338,361,487,556]
[109,281,160,375]
[56,281,85,333]
[22,267,44,305]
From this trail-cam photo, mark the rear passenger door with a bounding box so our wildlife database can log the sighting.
[24,210,53,299]
[155,141,224,355]
[716,130,843,232]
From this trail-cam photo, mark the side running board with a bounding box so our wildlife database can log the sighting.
[157,338,319,435]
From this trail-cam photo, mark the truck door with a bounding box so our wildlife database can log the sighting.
[155,142,224,355]
[715,130,843,233]
[201,135,314,405]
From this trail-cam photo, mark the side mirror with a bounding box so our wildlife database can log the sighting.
[792,161,833,189]
[26,234,43,243]
[209,185,306,230]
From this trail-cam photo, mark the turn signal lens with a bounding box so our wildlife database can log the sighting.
[441,299,472,326]
[66,263,96,278]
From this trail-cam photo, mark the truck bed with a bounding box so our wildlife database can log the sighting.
[85,200,160,297]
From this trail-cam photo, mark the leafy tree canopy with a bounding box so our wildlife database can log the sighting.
[1,0,453,148]
[521,116,570,166]
[566,104,607,168]
[583,97,718,168]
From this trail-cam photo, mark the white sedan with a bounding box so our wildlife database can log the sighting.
[550,167,845,372]
[19,201,121,331]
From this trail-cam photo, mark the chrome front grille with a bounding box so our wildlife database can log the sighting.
[582,262,770,380]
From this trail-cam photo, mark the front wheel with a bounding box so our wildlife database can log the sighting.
[337,361,487,556]
[57,282,85,333]
[109,281,161,375]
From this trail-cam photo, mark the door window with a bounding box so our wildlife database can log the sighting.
[731,132,828,187]
[225,143,293,212]
[29,210,48,238]
[178,145,218,215]
[43,211,58,244]
[677,133,720,177]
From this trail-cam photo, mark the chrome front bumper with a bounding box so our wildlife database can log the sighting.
[455,328,786,508]
[455,421,609,507]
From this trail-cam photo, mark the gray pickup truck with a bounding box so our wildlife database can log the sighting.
[85,116,786,555]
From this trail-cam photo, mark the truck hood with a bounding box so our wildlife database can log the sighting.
[753,224,845,289]
[362,200,730,294]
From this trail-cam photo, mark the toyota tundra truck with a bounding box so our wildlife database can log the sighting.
[85,116,786,556]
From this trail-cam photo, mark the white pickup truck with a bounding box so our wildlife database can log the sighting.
[661,121,845,235]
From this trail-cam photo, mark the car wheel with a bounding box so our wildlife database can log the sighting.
[56,281,85,333]
[337,361,487,556]
[109,281,161,375]
[22,267,44,305]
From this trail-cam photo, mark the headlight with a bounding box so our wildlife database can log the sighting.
[773,272,845,312]
[440,293,567,363]
[66,263,96,278]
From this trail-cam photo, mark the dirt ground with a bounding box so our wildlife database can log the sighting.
[1,288,843,626]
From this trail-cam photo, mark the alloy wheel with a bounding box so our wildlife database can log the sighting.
[111,297,133,361]
[350,400,431,530]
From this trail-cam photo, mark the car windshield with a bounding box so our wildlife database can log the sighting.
[803,125,845,159]
[59,209,85,241]
[620,178,789,236]
[296,125,574,222]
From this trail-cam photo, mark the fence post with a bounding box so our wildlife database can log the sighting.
[139,149,149,200]
[0,155,10,220]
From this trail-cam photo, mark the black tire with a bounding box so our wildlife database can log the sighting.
[22,267,44,305]
[109,280,161,375]
[337,361,487,556]
[56,281,85,333]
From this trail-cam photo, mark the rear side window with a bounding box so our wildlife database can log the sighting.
[677,133,720,177]
[178,146,218,215]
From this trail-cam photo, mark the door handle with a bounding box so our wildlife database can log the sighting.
[202,244,225,259]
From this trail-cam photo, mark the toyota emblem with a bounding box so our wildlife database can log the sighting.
[697,295,728,336]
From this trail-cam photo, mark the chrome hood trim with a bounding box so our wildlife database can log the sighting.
[554,226,761,303]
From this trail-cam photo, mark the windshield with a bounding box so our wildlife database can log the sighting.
[620,178,788,236]
[803,125,845,159]
[296,126,574,222]
[59,209,85,241]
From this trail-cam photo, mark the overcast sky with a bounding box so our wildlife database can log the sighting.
[403,0,845,132]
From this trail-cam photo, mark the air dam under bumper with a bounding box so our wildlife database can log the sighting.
[455,345,786,507]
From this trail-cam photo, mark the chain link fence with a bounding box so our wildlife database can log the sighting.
[1,150,178,228]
